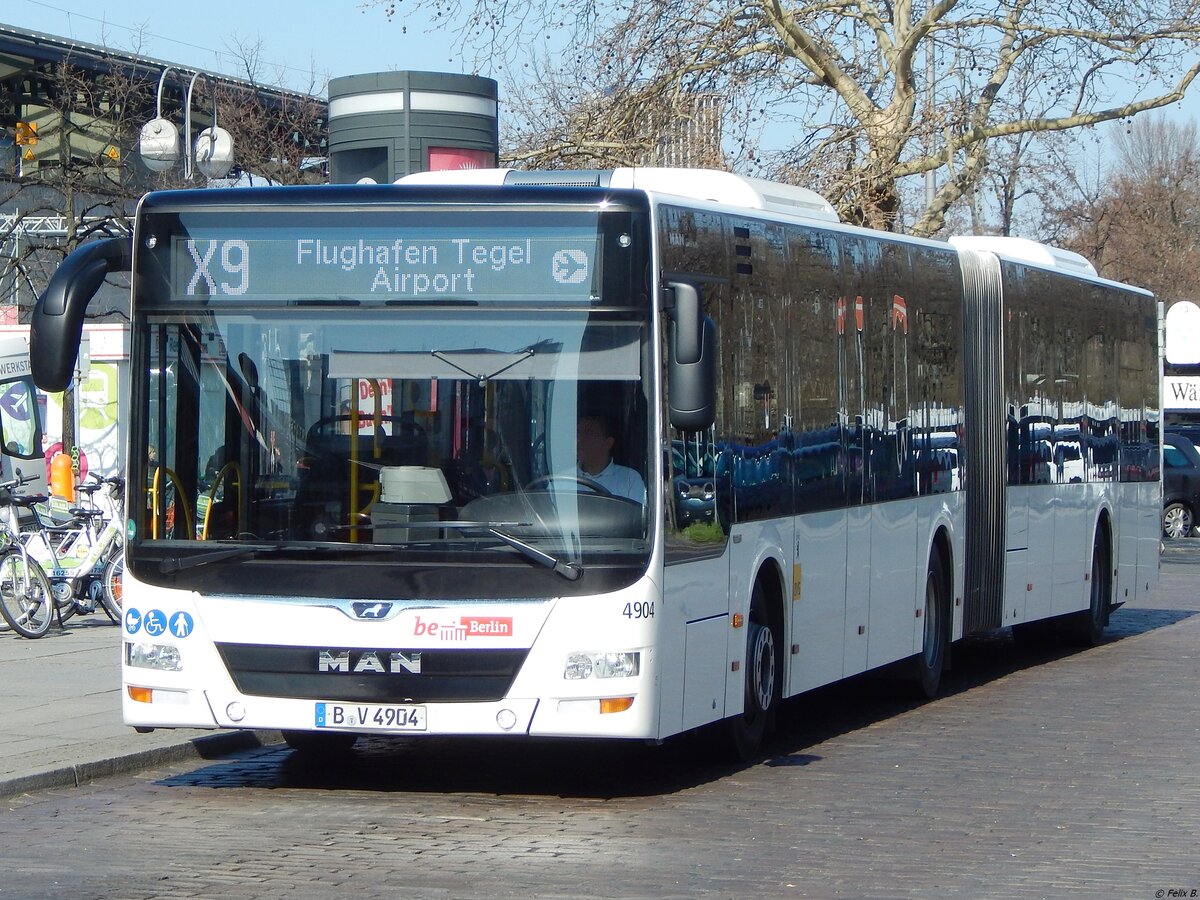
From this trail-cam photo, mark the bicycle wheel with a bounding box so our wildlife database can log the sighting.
[100,547,124,625]
[0,551,54,638]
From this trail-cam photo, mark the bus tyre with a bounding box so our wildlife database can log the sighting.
[725,580,779,761]
[1065,526,1110,648]
[911,547,949,699]
[282,729,358,756]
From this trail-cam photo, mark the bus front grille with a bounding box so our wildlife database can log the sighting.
[215,643,528,703]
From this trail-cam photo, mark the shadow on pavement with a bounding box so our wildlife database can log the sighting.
[1,616,121,641]
[155,604,1196,800]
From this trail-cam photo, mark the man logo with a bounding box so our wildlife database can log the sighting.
[352,601,393,619]
[318,650,422,674]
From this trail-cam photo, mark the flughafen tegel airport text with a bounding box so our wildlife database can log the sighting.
[298,237,536,294]
[184,236,585,298]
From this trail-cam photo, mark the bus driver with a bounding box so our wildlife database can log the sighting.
[576,415,646,505]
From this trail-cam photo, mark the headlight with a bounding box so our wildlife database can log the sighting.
[564,651,640,680]
[126,642,182,671]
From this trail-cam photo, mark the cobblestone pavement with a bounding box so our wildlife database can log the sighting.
[1,551,1198,898]
[0,617,271,795]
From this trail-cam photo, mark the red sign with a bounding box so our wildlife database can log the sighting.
[461,616,513,637]
[412,614,514,641]
[891,294,908,333]
[427,147,495,171]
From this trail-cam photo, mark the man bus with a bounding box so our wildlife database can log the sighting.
[28,168,1159,758]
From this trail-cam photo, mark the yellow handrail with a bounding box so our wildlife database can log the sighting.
[348,379,385,542]
[201,461,242,540]
[151,466,194,539]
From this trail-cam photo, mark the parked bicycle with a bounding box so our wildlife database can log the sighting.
[24,472,125,628]
[0,471,125,638]
[0,471,55,638]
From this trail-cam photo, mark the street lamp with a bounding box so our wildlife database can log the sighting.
[139,67,234,180]
[138,69,180,172]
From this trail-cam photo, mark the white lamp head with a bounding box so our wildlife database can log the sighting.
[194,126,235,179]
[139,117,181,172]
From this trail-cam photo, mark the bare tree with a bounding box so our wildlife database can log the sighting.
[1,56,148,309]
[0,52,155,459]
[2,41,327,456]
[501,53,732,170]
[375,0,1200,235]
[1056,116,1200,298]
[2,44,326,309]
[207,38,328,186]
[932,66,1084,239]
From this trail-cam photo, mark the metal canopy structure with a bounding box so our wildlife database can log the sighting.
[0,23,328,317]
[0,23,325,179]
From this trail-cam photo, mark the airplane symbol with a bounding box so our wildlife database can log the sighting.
[551,249,589,285]
[0,386,28,420]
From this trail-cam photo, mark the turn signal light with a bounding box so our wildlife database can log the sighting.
[599,696,635,714]
[126,685,188,705]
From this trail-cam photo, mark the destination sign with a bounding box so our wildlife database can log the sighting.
[171,225,602,303]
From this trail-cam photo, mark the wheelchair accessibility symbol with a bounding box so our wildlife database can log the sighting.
[144,609,167,637]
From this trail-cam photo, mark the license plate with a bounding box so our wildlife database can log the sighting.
[315,702,427,732]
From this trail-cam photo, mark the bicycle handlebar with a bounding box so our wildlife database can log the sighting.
[0,469,125,506]
[0,472,39,492]
[88,471,125,490]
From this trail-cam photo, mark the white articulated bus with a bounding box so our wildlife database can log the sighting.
[29,168,1159,758]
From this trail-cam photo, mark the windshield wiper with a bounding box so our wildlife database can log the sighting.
[386,297,478,306]
[295,296,360,306]
[158,543,317,574]
[158,529,584,582]
[439,521,583,581]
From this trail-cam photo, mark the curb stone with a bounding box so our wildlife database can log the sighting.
[0,729,282,800]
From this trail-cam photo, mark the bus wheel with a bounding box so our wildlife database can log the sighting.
[911,547,948,699]
[282,729,358,756]
[1065,526,1110,647]
[726,580,779,761]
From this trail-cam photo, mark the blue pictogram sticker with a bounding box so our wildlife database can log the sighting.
[124,607,142,634]
[0,383,31,421]
[169,611,194,638]
[144,609,167,637]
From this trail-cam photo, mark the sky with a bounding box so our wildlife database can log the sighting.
[2,0,466,93]
[3,0,1197,165]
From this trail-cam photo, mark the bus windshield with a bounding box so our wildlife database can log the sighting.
[129,201,653,590]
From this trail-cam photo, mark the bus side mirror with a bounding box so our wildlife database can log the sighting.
[667,281,716,430]
[31,236,131,392]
